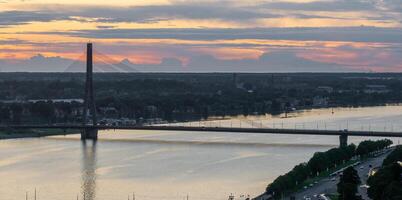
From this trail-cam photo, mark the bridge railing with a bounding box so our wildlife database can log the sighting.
[156,118,402,133]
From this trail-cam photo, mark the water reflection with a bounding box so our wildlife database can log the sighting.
[3,106,402,200]
[81,140,97,200]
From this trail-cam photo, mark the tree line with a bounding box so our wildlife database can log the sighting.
[367,145,402,200]
[355,140,393,157]
[2,73,402,124]
[265,139,393,199]
[0,101,82,125]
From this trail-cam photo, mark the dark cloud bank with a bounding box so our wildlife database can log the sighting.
[0,51,353,73]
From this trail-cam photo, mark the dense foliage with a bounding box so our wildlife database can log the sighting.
[265,139,393,199]
[383,145,402,166]
[266,144,356,198]
[368,146,402,200]
[367,163,402,200]
[356,139,393,156]
[337,167,361,200]
[1,73,402,124]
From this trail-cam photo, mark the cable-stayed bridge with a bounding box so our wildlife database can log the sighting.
[64,48,139,73]
[3,43,402,147]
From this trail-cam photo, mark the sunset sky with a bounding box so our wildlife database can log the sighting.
[1,0,402,72]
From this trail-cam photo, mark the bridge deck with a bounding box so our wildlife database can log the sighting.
[1,125,402,137]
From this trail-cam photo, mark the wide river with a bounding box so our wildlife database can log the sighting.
[1,106,402,200]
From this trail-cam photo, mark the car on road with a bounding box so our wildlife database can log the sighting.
[319,194,329,200]
[331,177,336,181]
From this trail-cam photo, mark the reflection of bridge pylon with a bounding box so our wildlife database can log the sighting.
[81,140,97,200]
[81,43,98,140]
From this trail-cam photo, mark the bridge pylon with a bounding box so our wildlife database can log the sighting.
[339,133,348,148]
[81,43,98,140]
[81,127,98,140]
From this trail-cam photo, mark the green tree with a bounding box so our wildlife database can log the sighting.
[337,167,361,200]
[308,152,328,175]
[30,101,55,124]
[10,103,23,124]
[368,163,402,200]
[0,106,10,123]
[356,140,392,157]
[383,145,402,166]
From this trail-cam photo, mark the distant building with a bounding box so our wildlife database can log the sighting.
[236,82,245,89]
[364,85,390,94]
[313,96,329,107]
[99,106,118,117]
[288,99,300,108]
[233,73,238,87]
[145,105,158,118]
[337,89,353,94]
[316,86,334,93]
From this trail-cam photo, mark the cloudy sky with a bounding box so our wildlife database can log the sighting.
[0,0,402,72]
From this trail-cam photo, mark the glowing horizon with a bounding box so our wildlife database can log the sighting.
[1,0,402,72]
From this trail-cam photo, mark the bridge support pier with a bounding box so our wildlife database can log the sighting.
[81,128,98,140]
[339,134,348,148]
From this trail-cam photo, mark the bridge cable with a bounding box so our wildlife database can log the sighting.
[94,50,140,73]
[64,52,86,72]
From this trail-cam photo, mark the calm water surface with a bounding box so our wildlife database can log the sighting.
[1,106,401,200]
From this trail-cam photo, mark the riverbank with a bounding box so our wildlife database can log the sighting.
[0,128,80,140]
[255,149,393,200]
[255,139,393,200]
[290,146,394,200]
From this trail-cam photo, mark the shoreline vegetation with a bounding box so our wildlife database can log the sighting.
[0,128,79,140]
[1,103,400,140]
[257,139,393,200]
[2,73,402,126]
[0,104,400,141]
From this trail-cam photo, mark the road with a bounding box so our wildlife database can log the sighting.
[356,148,393,200]
[286,148,393,200]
